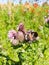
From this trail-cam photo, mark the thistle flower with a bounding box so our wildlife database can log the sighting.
[8,30,17,39]
[17,23,24,31]
[45,16,49,24]
[17,31,24,42]
[11,39,19,46]
[17,22,26,34]
[8,30,19,45]
[8,29,25,45]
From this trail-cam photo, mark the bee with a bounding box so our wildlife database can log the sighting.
[8,22,39,46]
[25,30,38,43]
[17,23,38,43]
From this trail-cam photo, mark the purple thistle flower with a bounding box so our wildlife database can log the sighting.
[44,15,49,24]
[17,31,24,42]
[11,39,19,46]
[17,23,24,31]
[8,30,17,39]
[8,30,19,45]
[45,18,49,24]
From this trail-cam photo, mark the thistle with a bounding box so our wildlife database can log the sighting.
[8,30,19,46]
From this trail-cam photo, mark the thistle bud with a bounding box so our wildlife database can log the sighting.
[17,23,26,34]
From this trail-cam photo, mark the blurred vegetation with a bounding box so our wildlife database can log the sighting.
[0,2,49,65]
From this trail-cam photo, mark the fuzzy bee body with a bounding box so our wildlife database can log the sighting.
[25,30,38,42]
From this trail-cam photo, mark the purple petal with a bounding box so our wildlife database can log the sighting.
[8,30,17,39]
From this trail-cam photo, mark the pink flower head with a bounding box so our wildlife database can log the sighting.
[8,30,19,45]
[17,31,24,42]
[8,30,17,39]
[44,15,49,24]
[45,17,49,24]
[17,23,24,31]
[11,39,19,46]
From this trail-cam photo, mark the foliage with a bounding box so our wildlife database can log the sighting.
[0,3,49,65]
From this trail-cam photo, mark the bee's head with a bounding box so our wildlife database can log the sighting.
[31,32,38,38]
[33,32,38,37]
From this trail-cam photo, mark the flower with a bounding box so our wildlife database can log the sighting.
[46,9,48,13]
[31,9,35,13]
[8,30,19,45]
[17,31,24,42]
[17,23,26,34]
[33,3,38,8]
[8,30,17,39]
[24,2,31,11]
[45,17,49,24]
[11,39,19,46]
[17,23,24,31]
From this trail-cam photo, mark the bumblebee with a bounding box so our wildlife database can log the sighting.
[25,30,38,43]
[17,23,38,43]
